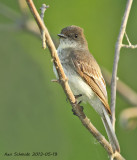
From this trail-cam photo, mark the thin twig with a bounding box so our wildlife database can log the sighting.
[121,32,137,48]
[124,32,131,46]
[111,0,133,130]
[121,44,137,49]
[26,0,124,159]
[51,79,60,83]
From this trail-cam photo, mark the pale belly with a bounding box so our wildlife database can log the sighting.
[53,64,104,116]
[54,64,95,102]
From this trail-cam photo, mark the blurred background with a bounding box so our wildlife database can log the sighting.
[0,0,137,159]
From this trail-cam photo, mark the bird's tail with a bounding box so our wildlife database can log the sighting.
[101,108,120,152]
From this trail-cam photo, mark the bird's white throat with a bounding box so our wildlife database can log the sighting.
[58,38,81,51]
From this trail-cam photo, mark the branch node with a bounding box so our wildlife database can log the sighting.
[121,31,137,49]
[51,79,60,83]
[62,77,68,83]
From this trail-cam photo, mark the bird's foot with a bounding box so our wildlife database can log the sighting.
[66,94,82,103]
[74,94,82,99]
[72,105,84,116]
[78,100,82,105]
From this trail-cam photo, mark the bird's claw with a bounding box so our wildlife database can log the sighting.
[72,105,84,116]
[74,94,82,99]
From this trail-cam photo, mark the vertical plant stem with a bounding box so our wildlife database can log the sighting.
[111,0,133,130]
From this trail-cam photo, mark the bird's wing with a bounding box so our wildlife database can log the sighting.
[71,53,111,115]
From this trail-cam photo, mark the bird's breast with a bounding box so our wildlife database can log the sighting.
[53,53,95,102]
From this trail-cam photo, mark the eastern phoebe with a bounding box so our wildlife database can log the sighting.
[54,25,120,152]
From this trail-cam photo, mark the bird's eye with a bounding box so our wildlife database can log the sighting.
[75,34,78,38]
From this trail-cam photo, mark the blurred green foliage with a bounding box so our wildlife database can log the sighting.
[0,0,137,160]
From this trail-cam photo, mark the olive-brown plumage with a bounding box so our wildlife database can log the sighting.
[55,25,120,152]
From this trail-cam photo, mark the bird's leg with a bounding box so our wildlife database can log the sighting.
[72,94,84,116]
[78,100,82,105]
[75,94,83,109]
[74,94,82,99]
[66,94,82,103]
[72,105,84,116]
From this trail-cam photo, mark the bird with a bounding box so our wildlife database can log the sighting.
[53,25,120,152]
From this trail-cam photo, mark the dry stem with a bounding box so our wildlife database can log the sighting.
[111,0,133,130]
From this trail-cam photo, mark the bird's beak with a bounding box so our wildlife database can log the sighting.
[57,34,67,38]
